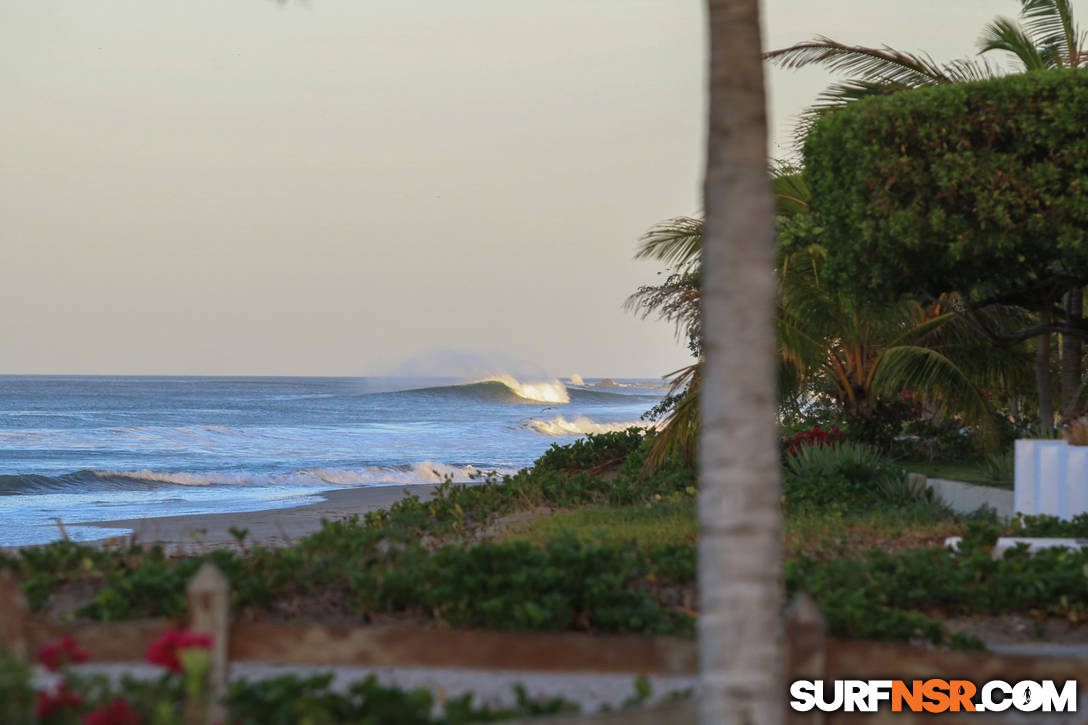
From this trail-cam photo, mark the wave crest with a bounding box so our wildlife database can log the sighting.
[477,374,570,404]
[528,415,652,436]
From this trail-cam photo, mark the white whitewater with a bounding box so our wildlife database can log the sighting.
[529,415,653,436]
[479,374,571,404]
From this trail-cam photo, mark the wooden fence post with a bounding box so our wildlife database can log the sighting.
[786,591,827,725]
[0,570,29,662]
[187,563,230,725]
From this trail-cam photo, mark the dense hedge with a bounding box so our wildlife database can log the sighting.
[804,69,1088,300]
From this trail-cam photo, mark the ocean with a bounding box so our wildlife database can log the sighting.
[0,375,664,547]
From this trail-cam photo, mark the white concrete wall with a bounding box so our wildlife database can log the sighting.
[925,477,1013,518]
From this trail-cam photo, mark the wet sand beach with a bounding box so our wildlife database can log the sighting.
[71,484,442,554]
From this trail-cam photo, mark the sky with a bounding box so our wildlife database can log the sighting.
[1,0,1015,377]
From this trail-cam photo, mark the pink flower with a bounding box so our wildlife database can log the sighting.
[36,682,82,718]
[83,697,140,725]
[38,635,90,671]
[145,629,213,672]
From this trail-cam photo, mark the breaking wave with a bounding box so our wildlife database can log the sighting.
[528,415,653,436]
[474,374,570,404]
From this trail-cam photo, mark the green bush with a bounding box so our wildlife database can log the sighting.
[978,448,1015,485]
[228,673,579,725]
[805,69,1088,304]
[783,442,921,512]
[788,534,1088,648]
[533,429,648,472]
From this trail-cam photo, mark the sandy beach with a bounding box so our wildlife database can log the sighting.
[70,484,442,554]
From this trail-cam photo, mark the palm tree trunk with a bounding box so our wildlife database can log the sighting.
[1061,287,1083,417]
[699,1,784,723]
[1036,309,1054,430]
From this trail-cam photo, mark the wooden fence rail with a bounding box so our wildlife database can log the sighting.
[3,565,1088,724]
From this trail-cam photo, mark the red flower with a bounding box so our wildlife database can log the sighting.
[36,682,82,718]
[145,629,213,672]
[83,697,140,725]
[38,635,91,671]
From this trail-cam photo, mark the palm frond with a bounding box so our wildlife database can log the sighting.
[764,37,954,87]
[633,217,703,272]
[642,362,700,474]
[771,162,810,216]
[979,17,1049,70]
[624,272,701,342]
[786,80,913,150]
[941,57,1004,82]
[871,346,1001,451]
[1021,0,1082,67]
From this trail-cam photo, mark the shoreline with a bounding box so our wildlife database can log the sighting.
[37,484,443,555]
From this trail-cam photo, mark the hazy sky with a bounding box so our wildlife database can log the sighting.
[2,0,1011,377]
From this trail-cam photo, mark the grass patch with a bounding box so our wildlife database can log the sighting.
[503,498,697,548]
[785,503,961,559]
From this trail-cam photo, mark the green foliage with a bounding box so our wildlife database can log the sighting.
[506,497,698,548]
[351,536,692,635]
[805,69,1088,304]
[532,429,648,472]
[227,673,579,725]
[0,646,33,725]
[978,448,1016,485]
[1009,511,1088,537]
[784,442,924,512]
[787,535,1088,648]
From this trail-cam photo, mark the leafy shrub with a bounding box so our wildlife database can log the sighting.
[806,69,1088,305]
[351,535,693,635]
[229,673,579,725]
[783,442,917,512]
[785,441,884,481]
[978,448,1015,485]
[0,646,33,725]
[787,535,1088,648]
[533,429,647,472]
[1010,512,1088,538]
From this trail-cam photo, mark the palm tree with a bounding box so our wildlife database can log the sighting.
[634,216,1031,455]
[699,0,783,721]
[632,165,1034,460]
[627,169,809,472]
[776,243,1032,449]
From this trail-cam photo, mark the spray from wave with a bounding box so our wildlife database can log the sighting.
[569,373,585,386]
[528,415,654,436]
[476,374,570,404]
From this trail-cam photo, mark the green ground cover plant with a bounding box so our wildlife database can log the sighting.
[787,519,1088,648]
[503,497,697,548]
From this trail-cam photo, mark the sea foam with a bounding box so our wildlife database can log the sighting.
[528,415,652,436]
